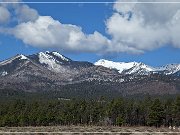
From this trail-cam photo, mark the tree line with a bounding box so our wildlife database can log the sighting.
[0,96,179,127]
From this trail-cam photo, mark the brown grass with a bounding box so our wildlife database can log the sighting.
[0,126,180,134]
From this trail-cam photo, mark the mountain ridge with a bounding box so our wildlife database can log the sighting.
[1,52,180,76]
[95,59,180,75]
[0,51,179,97]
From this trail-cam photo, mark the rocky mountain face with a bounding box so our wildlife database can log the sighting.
[0,51,179,96]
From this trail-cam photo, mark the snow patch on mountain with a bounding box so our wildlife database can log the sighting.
[52,52,69,61]
[1,71,8,76]
[95,59,155,74]
[128,63,155,75]
[0,54,28,66]
[19,55,28,60]
[157,64,180,75]
[95,59,137,73]
[38,52,67,72]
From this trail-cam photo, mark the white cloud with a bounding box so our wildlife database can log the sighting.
[0,0,110,53]
[9,16,109,53]
[0,6,10,24]
[1,0,180,54]
[106,0,180,53]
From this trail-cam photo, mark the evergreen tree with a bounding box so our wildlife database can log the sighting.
[173,96,180,126]
[148,99,164,127]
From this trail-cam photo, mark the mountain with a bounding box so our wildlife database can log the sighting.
[0,51,180,98]
[94,59,155,75]
[156,64,180,75]
[95,59,180,76]
[0,51,119,92]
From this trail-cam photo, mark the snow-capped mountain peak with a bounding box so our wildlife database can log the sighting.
[0,54,28,66]
[37,51,71,73]
[38,52,60,69]
[0,53,179,77]
[38,51,70,62]
[157,63,180,75]
[19,54,28,60]
[51,51,70,61]
[95,59,138,73]
[95,59,155,75]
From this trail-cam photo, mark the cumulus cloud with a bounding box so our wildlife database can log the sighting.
[0,0,110,53]
[106,0,180,53]
[8,16,110,53]
[1,0,180,54]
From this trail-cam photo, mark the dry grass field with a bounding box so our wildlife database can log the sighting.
[0,126,180,135]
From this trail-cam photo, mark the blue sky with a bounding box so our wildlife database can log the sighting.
[0,0,180,67]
